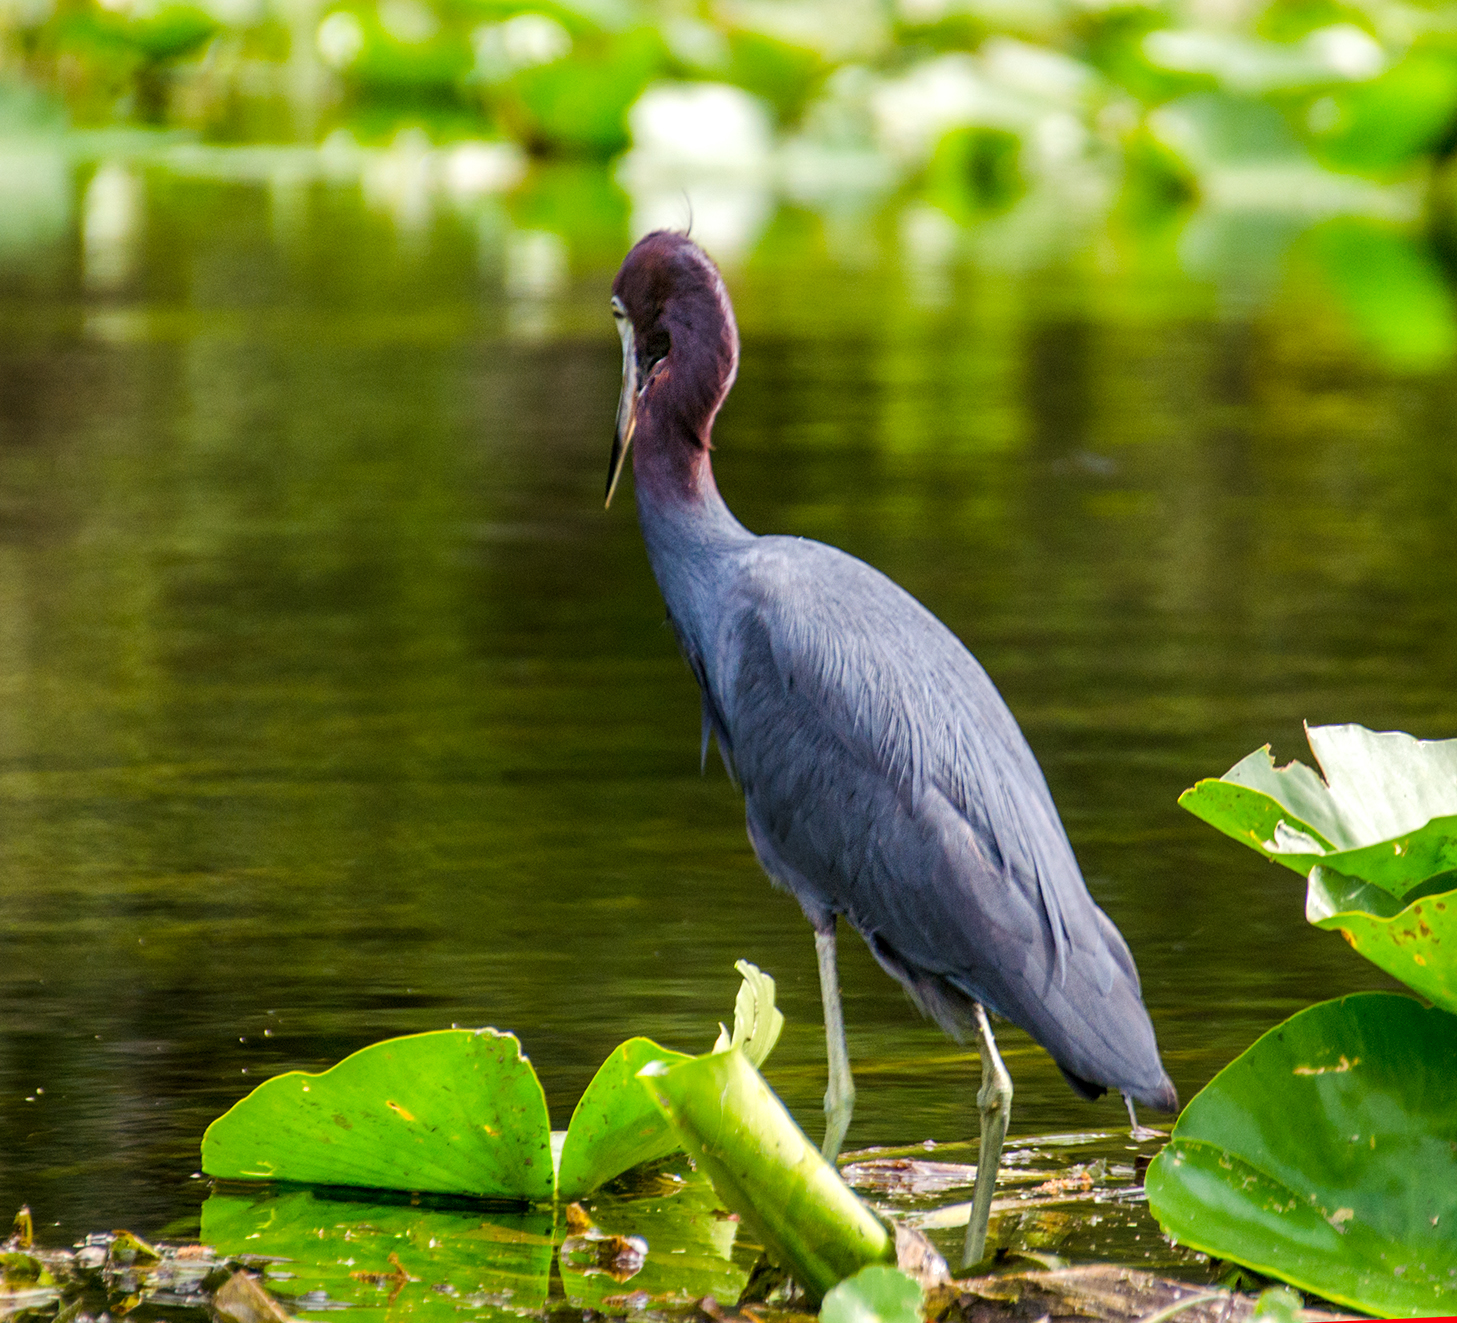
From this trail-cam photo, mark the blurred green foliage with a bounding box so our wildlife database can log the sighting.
[4,0,1457,194]
[3,0,1457,372]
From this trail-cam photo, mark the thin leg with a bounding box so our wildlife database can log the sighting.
[814,922,856,1162]
[1124,1092,1161,1141]
[962,1003,1012,1269]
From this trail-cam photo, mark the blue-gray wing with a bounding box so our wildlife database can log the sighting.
[701,537,1174,1109]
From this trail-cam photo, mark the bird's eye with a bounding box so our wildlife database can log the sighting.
[610,296,627,321]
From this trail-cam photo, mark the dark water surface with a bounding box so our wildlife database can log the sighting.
[3,168,1456,1255]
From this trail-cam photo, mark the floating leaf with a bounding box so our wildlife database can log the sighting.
[559,960,783,1200]
[1146,992,1457,1318]
[558,1164,752,1310]
[1306,867,1457,1012]
[201,1188,554,1322]
[201,1029,553,1201]
[639,1047,893,1304]
[820,1265,924,1323]
[556,1038,691,1202]
[1179,723,1457,897]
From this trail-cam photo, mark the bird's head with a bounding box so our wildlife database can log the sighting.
[605,231,739,507]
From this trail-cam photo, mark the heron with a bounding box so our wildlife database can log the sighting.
[604,231,1177,1267]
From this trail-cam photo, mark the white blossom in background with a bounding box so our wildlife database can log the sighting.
[662,18,730,72]
[316,126,364,179]
[1305,24,1385,80]
[617,83,774,261]
[0,147,70,264]
[870,55,1022,161]
[980,37,1097,106]
[716,0,887,62]
[441,142,525,200]
[900,201,959,307]
[379,0,436,43]
[362,127,434,232]
[505,229,567,299]
[472,13,571,83]
[316,11,365,69]
[628,183,774,263]
[83,162,143,291]
[0,0,53,28]
[199,0,262,30]
[626,82,772,173]
[1145,23,1386,94]
[897,0,949,23]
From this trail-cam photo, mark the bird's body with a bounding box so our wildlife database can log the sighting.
[606,231,1175,1262]
[643,511,1173,1109]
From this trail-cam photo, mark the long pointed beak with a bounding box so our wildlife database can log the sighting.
[606,314,638,508]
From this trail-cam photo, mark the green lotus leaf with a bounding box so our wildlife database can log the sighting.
[1306,867,1457,1013]
[1179,723,1457,897]
[200,1188,554,1321]
[638,1046,893,1304]
[557,959,784,1200]
[1146,992,1457,1318]
[556,1037,691,1202]
[820,1265,924,1323]
[201,1028,553,1201]
[558,1162,753,1309]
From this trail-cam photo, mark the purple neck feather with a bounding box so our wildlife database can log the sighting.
[613,232,753,582]
[631,251,739,521]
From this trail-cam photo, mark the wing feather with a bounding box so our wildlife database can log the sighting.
[685,537,1171,1105]
[715,539,1081,987]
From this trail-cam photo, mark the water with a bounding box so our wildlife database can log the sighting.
[2,163,1456,1259]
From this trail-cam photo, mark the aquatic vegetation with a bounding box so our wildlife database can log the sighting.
[639,1046,895,1303]
[204,959,781,1203]
[1147,994,1457,1318]
[202,958,914,1302]
[820,1264,924,1323]
[1179,723,1457,1010]
[202,1027,558,1199]
[6,0,1457,224]
[1150,725,1457,1317]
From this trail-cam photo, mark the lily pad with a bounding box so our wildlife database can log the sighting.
[1179,723,1457,897]
[1305,867,1457,1013]
[821,1265,924,1323]
[558,1163,753,1309]
[1146,992,1457,1318]
[556,1038,691,1202]
[557,961,784,1200]
[638,1047,893,1304]
[201,1188,555,1323]
[201,1029,553,1201]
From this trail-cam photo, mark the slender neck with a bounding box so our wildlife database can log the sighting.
[632,380,751,635]
[633,407,747,553]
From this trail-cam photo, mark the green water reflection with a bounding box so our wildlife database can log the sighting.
[2,162,1456,1259]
